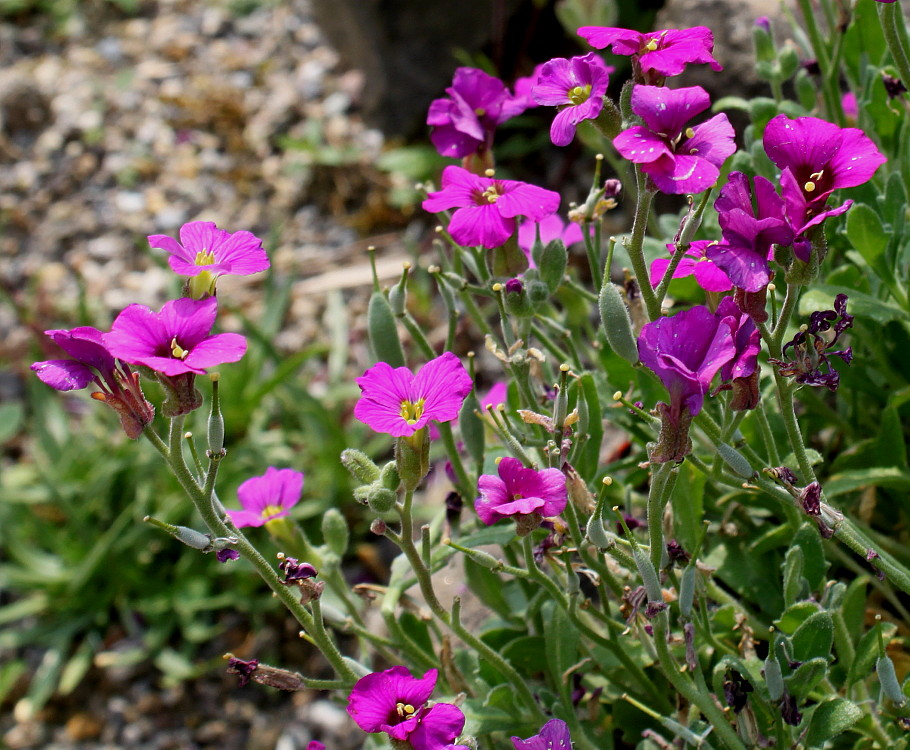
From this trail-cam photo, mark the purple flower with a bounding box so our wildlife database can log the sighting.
[769,293,853,391]
[216,549,240,563]
[148,221,268,279]
[577,26,722,83]
[422,166,561,248]
[103,297,247,377]
[511,63,547,111]
[226,467,304,528]
[705,171,793,293]
[613,85,735,194]
[638,306,737,461]
[511,718,573,750]
[427,68,527,159]
[649,240,732,292]
[532,53,611,146]
[226,657,259,687]
[715,296,762,410]
[31,326,154,439]
[518,214,586,264]
[347,667,465,750]
[355,352,473,438]
[481,381,508,410]
[475,457,567,527]
[763,114,886,242]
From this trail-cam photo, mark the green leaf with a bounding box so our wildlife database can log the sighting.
[792,611,835,662]
[782,545,806,606]
[672,461,705,551]
[775,601,821,634]
[398,611,435,661]
[544,601,579,684]
[840,578,868,644]
[791,524,829,593]
[798,285,906,325]
[846,203,888,265]
[501,636,548,677]
[824,467,910,497]
[805,698,863,747]
[843,0,887,80]
[786,657,828,698]
[0,402,23,444]
[463,557,515,621]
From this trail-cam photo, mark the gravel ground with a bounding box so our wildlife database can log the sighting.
[1,1,407,747]
[0,0,416,375]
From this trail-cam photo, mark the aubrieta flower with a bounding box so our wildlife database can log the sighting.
[705,171,793,319]
[104,296,247,377]
[226,467,304,528]
[577,26,721,83]
[715,296,762,411]
[149,221,268,297]
[638,305,737,462]
[475,457,567,531]
[763,114,886,256]
[768,293,853,391]
[512,718,573,750]
[427,68,527,160]
[31,326,154,439]
[649,240,732,292]
[347,667,465,750]
[531,53,610,147]
[613,85,735,194]
[422,166,561,249]
[355,352,473,438]
[511,62,547,112]
[518,214,586,265]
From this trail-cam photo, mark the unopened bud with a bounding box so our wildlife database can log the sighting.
[599,282,639,364]
[877,655,906,706]
[341,449,381,484]
[321,508,349,556]
[679,565,696,617]
[632,546,663,603]
[379,461,401,491]
[370,518,388,535]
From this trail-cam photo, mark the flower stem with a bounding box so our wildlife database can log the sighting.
[878,1,910,103]
[647,462,675,570]
[609,171,659,320]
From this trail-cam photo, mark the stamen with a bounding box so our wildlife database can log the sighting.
[645,38,659,51]
[194,249,216,266]
[684,127,695,139]
[567,84,592,105]
[474,107,486,117]
[262,504,284,519]
[399,398,426,426]
[170,337,189,359]
[804,181,816,192]
[481,185,501,204]
[396,702,416,717]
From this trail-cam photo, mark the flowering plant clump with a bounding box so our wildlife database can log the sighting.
[25,3,910,749]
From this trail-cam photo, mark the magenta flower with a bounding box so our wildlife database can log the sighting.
[481,381,508,410]
[649,240,732,292]
[31,326,154,439]
[715,296,762,410]
[103,297,247,377]
[475,457,567,526]
[355,352,473,438]
[705,172,793,293]
[613,85,735,194]
[427,68,527,159]
[763,114,886,246]
[638,306,737,461]
[512,719,573,750]
[578,26,721,83]
[518,214,586,263]
[148,221,268,278]
[511,63,547,111]
[347,667,465,750]
[532,53,610,147]
[226,467,304,528]
[422,166,561,248]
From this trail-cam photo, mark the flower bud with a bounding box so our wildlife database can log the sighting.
[632,545,663,603]
[795,69,817,112]
[459,389,485,469]
[777,44,799,80]
[370,518,387,535]
[503,277,534,317]
[877,655,907,706]
[526,279,551,310]
[379,461,401,491]
[341,448,381,484]
[321,508,349,557]
[366,486,398,514]
[752,18,775,62]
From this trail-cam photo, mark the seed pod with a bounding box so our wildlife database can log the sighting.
[459,390,484,469]
[207,375,224,456]
[367,291,405,368]
[717,442,754,478]
[174,525,213,550]
[877,655,907,706]
[764,654,784,701]
[633,545,663,603]
[598,282,639,364]
[679,564,697,617]
[458,545,503,570]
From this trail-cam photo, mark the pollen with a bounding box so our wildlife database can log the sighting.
[261,504,284,519]
[804,181,816,192]
[645,38,659,51]
[396,702,417,717]
[170,337,190,359]
[684,127,695,139]
[481,185,501,203]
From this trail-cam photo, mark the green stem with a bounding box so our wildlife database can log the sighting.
[879,1,910,102]
[648,462,675,570]
[651,615,748,750]
[754,400,781,466]
[769,283,800,357]
[396,491,545,720]
[653,189,715,309]
[609,173,659,320]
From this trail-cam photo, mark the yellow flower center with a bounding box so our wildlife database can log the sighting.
[645,38,659,51]
[399,398,426,426]
[396,703,416,717]
[170,337,189,359]
[474,107,486,117]
[567,84,592,105]
[481,185,502,204]
[261,504,284,519]
[804,170,824,193]
[194,249,216,266]
[684,127,695,139]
